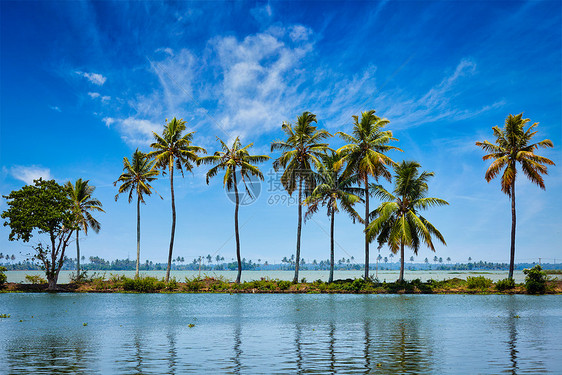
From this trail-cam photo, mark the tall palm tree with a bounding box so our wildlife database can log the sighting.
[198,137,270,283]
[148,117,206,282]
[271,111,332,283]
[65,178,104,280]
[476,113,554,279]
[366,161,448,282]
[114,149,160,278]
[303,152,363,283]
[336,110,401,280]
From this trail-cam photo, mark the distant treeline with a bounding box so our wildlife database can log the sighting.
[0,256,559,272]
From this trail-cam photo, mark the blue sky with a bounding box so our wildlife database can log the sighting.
[1,0,560,265]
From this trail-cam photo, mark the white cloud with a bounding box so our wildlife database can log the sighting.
[10,165,52,185]
[49,105,61,112]
[102,117,115,127]
[101,95,111,102]
[88,92,101,99]
[76,71,107,85]
[289,25,312,42]
[111,117,161,146]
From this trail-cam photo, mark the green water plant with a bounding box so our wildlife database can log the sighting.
[466,276,493,290]
[495,278,515,291]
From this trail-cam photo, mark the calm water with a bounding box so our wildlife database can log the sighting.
[0,294,560,374]
[5,269,545,284]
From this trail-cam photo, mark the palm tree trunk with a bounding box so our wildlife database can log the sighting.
[329,208,335,283]
[293,178,303,283]
[508,181,516,280]
[399,243,405,282]
[166,161,175,283]
[76,229,80,280]
[233,170,242,284]
[136,194,140,278]
[364,175,370,280]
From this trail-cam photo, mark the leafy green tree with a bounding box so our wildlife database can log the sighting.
[367,161,448,282]
[336,110,401,279]
[198,137,269,283]
[115,150,160,278]
[1,179,77,290]
[65,178,104,280]
[303,153,362,283]
[476,113,555,280]
[149,117,206,282]
[271,111,332,283]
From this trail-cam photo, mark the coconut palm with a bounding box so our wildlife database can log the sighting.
[65,179,104,280]
[148,117,206,282]
[367,161,448,282]
[476,113,554,279]
[198,137,269,283]
[271,111,332,283]
[336,110,401,280]
[114,150,160,278]
[303,153,363,283]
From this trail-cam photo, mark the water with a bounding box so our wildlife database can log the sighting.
[5,269,545,284]
[0,294,560,374]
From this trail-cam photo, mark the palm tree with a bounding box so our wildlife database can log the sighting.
[114,150,160,278]
[198,137,269,283]
[149,117,206,282]
[476,113,554,280]
[303,153,362,283]
[65,179,104,280]
[367,161,448,282]
[271,111,332,283]
[336,110,401,280]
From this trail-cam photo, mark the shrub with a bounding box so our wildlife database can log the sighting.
[166,277,179,291]
[495,278,515,291]
[466,276,492,290]
[278,280,292,290]
[123,276,163,292]
[25,274,47,284]
[184,277,204,292]
[0,266,7,286]
[524,265,547,294]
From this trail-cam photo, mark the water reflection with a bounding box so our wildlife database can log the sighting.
[1,294,561,374]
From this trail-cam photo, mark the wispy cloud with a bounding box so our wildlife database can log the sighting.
[76,71,107,85]
[10,165,52,185]
[104,117,160,146]
[49,105,61,112]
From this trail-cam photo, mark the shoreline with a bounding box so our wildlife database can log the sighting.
[2,276,561,295]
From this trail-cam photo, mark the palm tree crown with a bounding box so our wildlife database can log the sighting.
[475,113,554,195]
[271,111,332,194]
[366,161,448,282]
[148,117,206,175]
[114,149,160,204]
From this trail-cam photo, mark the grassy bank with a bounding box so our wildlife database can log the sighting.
[1,275,561,294]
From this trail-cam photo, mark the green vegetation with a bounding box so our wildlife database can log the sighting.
[25,275,47,285]
[65,178,104,281]
[0,314,10,318]
[148,117,206,282]
[336,110,401,280]
[495,278,515,291]
[545,269,562,274]
[271,111,332,283]
[476,114,555,280]
[367,161,448,282]
[466,276,493,290]
[0,266,6,286]
[1,179,78,290]
[524,265,547,294]
[114,149,160,278]
[198,137,270,284]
